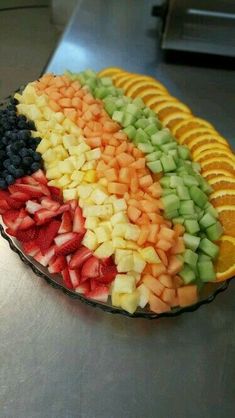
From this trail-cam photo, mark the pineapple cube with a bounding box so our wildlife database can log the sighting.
[63,188,77,201]
[42,148,57,162]
[36,121,49,134]
[117,254,134,273]
[94,241,114,258]
[111,291,122,307]
[95,225,111,243]
[49,132,62,147]
[90,188,108,205]
[45,160,58,169]
[129,271,141,283]
[112,223,128,238]
[35,95,47,107]
[83,204,113,219]
[81,161,96,171]
[84,170,96,183]
[69,124,81,135]
[54,112,65,123]
[58,174,71,187]
[125,241,139,250]
[43,107,54,121]
[68,180,80,188]
[133,252,146,273]
[36,138,51,154]
[71,171,84,183]
[48,179,60,187]
[54,145,68,159]
[99,221,112,233]
[54,123,64,134]
[14,92,23,102]
[85,217,99,230]
[63,134,78,149]
[82,230,98,251]
[111,211,129,226]
[115,249,132,264]
[76,154,86,170]
[63,118,79,134]
[125,224,140,241]
[138,247,161,264]
[21,84,37,104]
[46,167,61,180]
[58,159,74,174]
[113,199,127,213]
[77,184,94,199]
[85,148,101,161]
[113,274,136,294]
[112,237,126,249]
[120,291,139,314]
[66,156,77,168]
[69,143,90,155]
[137,284,150,308]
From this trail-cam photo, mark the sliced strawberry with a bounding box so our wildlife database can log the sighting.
[6,197,24,209]
[0,199,11,212]
[48,186,63,202]
[69,246,92,270]
[34,246,55,267]
[9,184,46,199]
[68,269,80,288]
[75,281,90,294]
[62,268,73,289]
[34,208,57,225]
[40,184,51,197]
[0,190,10,200]
[48,255,67,274]
[22,241,40,257]
[6,228,17,237]
[55,232,83,256]
[10,192,31,202]
[41,197,60,212]
[81,256,100,279]
[22,176,39,185]
[58,211,72,234]
[16,226,38,242]
[90,279,98,291]
[36,220,61,254]
[85,284,109,303]
[98,264,117,284]
[55,204,70,215]
[17,215,35,230]
[102,257,114,266]
[26,200,42,214]
[2,209,22,231]
[73,206,85,234]
[67,199,78,214]
[32,169,48,185]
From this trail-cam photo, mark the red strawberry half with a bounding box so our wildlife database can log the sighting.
[2,209,22,231]
[62,268,73,289]
[48,255,67,274]
[73,206,85,234]
[68,269,80,288]
[69,246,92,270]
[86,285,109,303]
[22,241,40,257]
[41,197,60,212]
[34,208,57,225]
[36,220,61,254]
[16,226,39,242]
[81,256,100,280]
[75,281,90,294]
[55,232,83,256]
[34,246,55,267]
[32,169,48,185]
[58,211,72,234]
[98,264,117,284]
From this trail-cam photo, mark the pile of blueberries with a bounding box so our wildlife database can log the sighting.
[0,97,43,189]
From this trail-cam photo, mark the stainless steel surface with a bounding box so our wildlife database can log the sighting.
[1,1,235,417]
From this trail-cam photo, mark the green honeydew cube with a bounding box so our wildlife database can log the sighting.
[112,110,124,124]
[160,176,171,188]
[184,219,200,235]
[135,128,150,143]
[146,151,162,162]
[183,233,201,251]
[179,200,195,215]
[172,217,185,225]
[151,129,173,146]
[189,186,208,208]
[176,185,190,200]
[147,160,163,173]
[199,238,219,259]
[162,194,180,212]
[144,124,159,136]
[206,222,223,241]
[184,249,198,268]
[135,119,149,129]
[177,145,191,160]
[182,175,199,187]
[123,125,136,140]
[179,266,196,284]
[197,260,216,282]
[137,143,155,153]
[199,213,217,229]
[160,155,177,172]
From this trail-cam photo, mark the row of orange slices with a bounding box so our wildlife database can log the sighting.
[98,67,235,282]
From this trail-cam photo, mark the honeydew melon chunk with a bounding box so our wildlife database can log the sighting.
[179,266,196,284]
[163,188,175,196]
[189,186,208,209]
[147,116,162,128]
[183,233,200,251]
[151,129,173,146]
[179,200,195,215]
[143,108,156,118]
[164,209,179,219]
[162,193,180,212]
[168,149,179,164]
[160,155,177,172]
[183,214,198,220]
[199,213,217,229]
[144,124,159,137]
[184,219,200,235]
[104,99,117,116]
[146,150,162,162]
[100,76,113,86]
[137,284,150,308]
[132,97,145,108]
[122,112,137,127]
[135,119,149,129]
[205,222,223,241]
[161,142,177,153]
[178,145,191,160]
[197,260,216,282]
[137,143,155,153]
[184,249,198,268]
[172,216,184,225]
[147,160,162,173]
[170,176,184,188]
[160,176,171,188]
[176,185,190,201]
[205,203,219,219]
[112,110,124,124]
[135,128,150,143]
[123,125,136,140]
[182,175,199,187]
[120,291,139,314]
[94,86,109,99]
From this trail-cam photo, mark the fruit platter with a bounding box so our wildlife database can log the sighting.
[0,67,234,318]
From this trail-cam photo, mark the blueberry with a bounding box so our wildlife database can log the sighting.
[15,168,24,178]
[17,140,26,148]
[27,148,34,155]
[0,178,7,189]
[3,159,11,169]
[2,169,9,177]
[27,121,36,130]
[19,148,29,157]
[18,130,30,141]
[8,165,17,175]
[33,152,41,162]
[6,174,15,185]
[34,137,41,145]
[31,162,41,172]
[10,155,21,165]
[18,115,26,123]
[2,137,8,145]
[23,156,33,166]
[0,150,6,160]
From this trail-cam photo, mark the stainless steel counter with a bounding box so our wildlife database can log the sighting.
[1,1,235,417]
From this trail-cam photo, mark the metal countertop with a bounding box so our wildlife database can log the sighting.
[1,1,235,417]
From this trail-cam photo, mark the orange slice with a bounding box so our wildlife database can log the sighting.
[98,67,123,77]
[208,176,235,190]
[171,117,214,137]
[203,168,233,180]
[196,149,235,163]
[131,88,167,102]
[126,80,167,97]
[200,157,235,176]
[114,74,154,88]
[145,94,178,108]
[215,235,235,281]
[162,111,192,128]
[152,101,191,119]
[178,128,223,145]
[192,142,230,159]
[216,206,235,237]
[187,136,229,153]
[210,189,235,206]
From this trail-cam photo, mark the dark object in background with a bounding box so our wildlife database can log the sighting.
[152,0,235,65]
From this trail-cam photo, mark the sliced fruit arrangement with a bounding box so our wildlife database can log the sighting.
[0,68,233,315]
